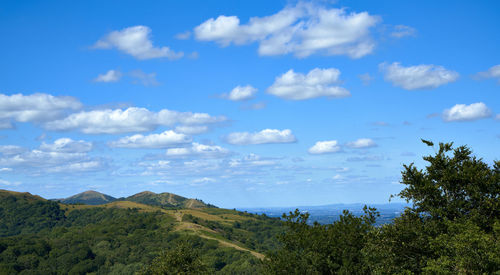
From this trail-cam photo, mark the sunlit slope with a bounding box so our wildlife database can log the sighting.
[59,190,117,205]
[1,189,280,261]
[122,191,209,209]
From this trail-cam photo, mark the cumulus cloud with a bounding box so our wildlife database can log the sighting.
[267,68,350,100]
[129,70,160,86]
[44,107,226,134]
[308,140,341,154]
[391,25,416,38]
[166,142,230,158]
[0,93,82,124]
[93,25,183,60]
[194,3,379,58]
[94,70,122,83]
[345,138,376,149]
[380,62,459,90]
[226,129,296,145]
[475,65,500,82]
[109,130,191,148]
[442,102,492,122]
[224,85,257,101]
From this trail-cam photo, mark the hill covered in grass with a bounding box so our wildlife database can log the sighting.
[55,190,213,209]
[0,189,282,274]
[122,191,212,209]
[58,190,117,205]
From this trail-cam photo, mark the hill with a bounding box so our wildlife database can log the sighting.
[59,190,117,205]
[122,190,211,209]
[0,189,282,274]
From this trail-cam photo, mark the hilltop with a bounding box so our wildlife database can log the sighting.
[58,190,117,205]
[54,190,212,209]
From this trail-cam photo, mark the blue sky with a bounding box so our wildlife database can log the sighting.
[0,0,499,208]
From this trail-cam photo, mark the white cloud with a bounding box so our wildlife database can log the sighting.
[0,93,82,124]
[46,161,103,173]
[308,140,341,154]
[0,141,105,174]
[224,85,257,101]
[391,25,416,38]
[226,129,296,145]
[94,70,122,83]
[93,25,183,60]
[40,138,93,153]
[109,130,191,148]
[267,68,350,100]
[194,3,379,58]
[166,143,230,158]
[476,65,500,82]
[129,70,160,86]
[174,125,209,135]
[44,107,226,134]
[192,177,216,183]
[380,62,459,90]
[442,102,492,122]
[229,154,277,167]
[0,168,12,172]
[346,138,376,149]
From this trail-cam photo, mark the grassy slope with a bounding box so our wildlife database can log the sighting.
[60,195,266,259]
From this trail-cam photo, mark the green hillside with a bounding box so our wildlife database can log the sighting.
[59,190,117,205]
[0,189,282,274]
[122,191,211,209]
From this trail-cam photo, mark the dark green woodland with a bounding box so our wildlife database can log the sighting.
[1,141,499,274]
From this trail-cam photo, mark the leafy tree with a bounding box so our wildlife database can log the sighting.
[265,206,378,274]
[398,140,499,231]
[141,241,212,275]
[366,140,500,274]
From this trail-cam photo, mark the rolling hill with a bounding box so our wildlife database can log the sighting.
[58,190,117,205]
[122,190,210,209]
[0,189,282,273]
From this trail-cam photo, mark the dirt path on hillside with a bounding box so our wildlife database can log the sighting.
[198,234,265,260]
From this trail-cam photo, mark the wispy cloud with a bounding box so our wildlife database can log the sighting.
[226,129,296,145]
[94,70,122,83]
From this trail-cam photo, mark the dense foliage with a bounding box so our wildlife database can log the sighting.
[0,197,279,274]
[0,141,498,274]
[264,141,499,274]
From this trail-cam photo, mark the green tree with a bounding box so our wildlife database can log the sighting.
[141,241,212,275]
[366,141,500,274]
[265,206,378,274]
